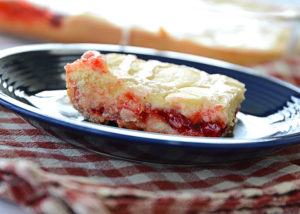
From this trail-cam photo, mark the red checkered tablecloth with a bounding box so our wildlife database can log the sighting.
[0,37,300,214]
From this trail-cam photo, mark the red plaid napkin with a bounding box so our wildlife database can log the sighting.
[0,45,300,213]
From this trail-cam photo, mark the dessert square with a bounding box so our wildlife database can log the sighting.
[65,51,245,137]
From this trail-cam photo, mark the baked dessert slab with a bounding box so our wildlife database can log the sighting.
[0,0,291,66]
[65,51,245,137]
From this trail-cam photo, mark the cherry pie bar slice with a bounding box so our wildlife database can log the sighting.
[65,51,245,137]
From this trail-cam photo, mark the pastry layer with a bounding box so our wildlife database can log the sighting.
[65,51,245,137]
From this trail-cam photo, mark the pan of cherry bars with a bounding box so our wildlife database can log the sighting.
[0,43,299,165]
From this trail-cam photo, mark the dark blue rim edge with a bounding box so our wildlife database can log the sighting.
[0,43,299,149]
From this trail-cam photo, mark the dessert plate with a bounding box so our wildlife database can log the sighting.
[0,43,299,165]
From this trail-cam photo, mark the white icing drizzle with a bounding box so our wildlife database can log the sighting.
[139,60,161,79]
[120,26,131,46]
[118,54,136,76]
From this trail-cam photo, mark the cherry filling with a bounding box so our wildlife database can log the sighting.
[144,109,226,137]
[88,104,227,137]
[0,1,63,27]
[80,51,108,72]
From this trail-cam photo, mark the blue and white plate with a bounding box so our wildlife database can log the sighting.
[0,44,299,165]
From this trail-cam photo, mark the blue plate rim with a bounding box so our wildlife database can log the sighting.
[0,43,299,149]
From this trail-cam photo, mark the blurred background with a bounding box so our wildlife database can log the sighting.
[0,0,300,66]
